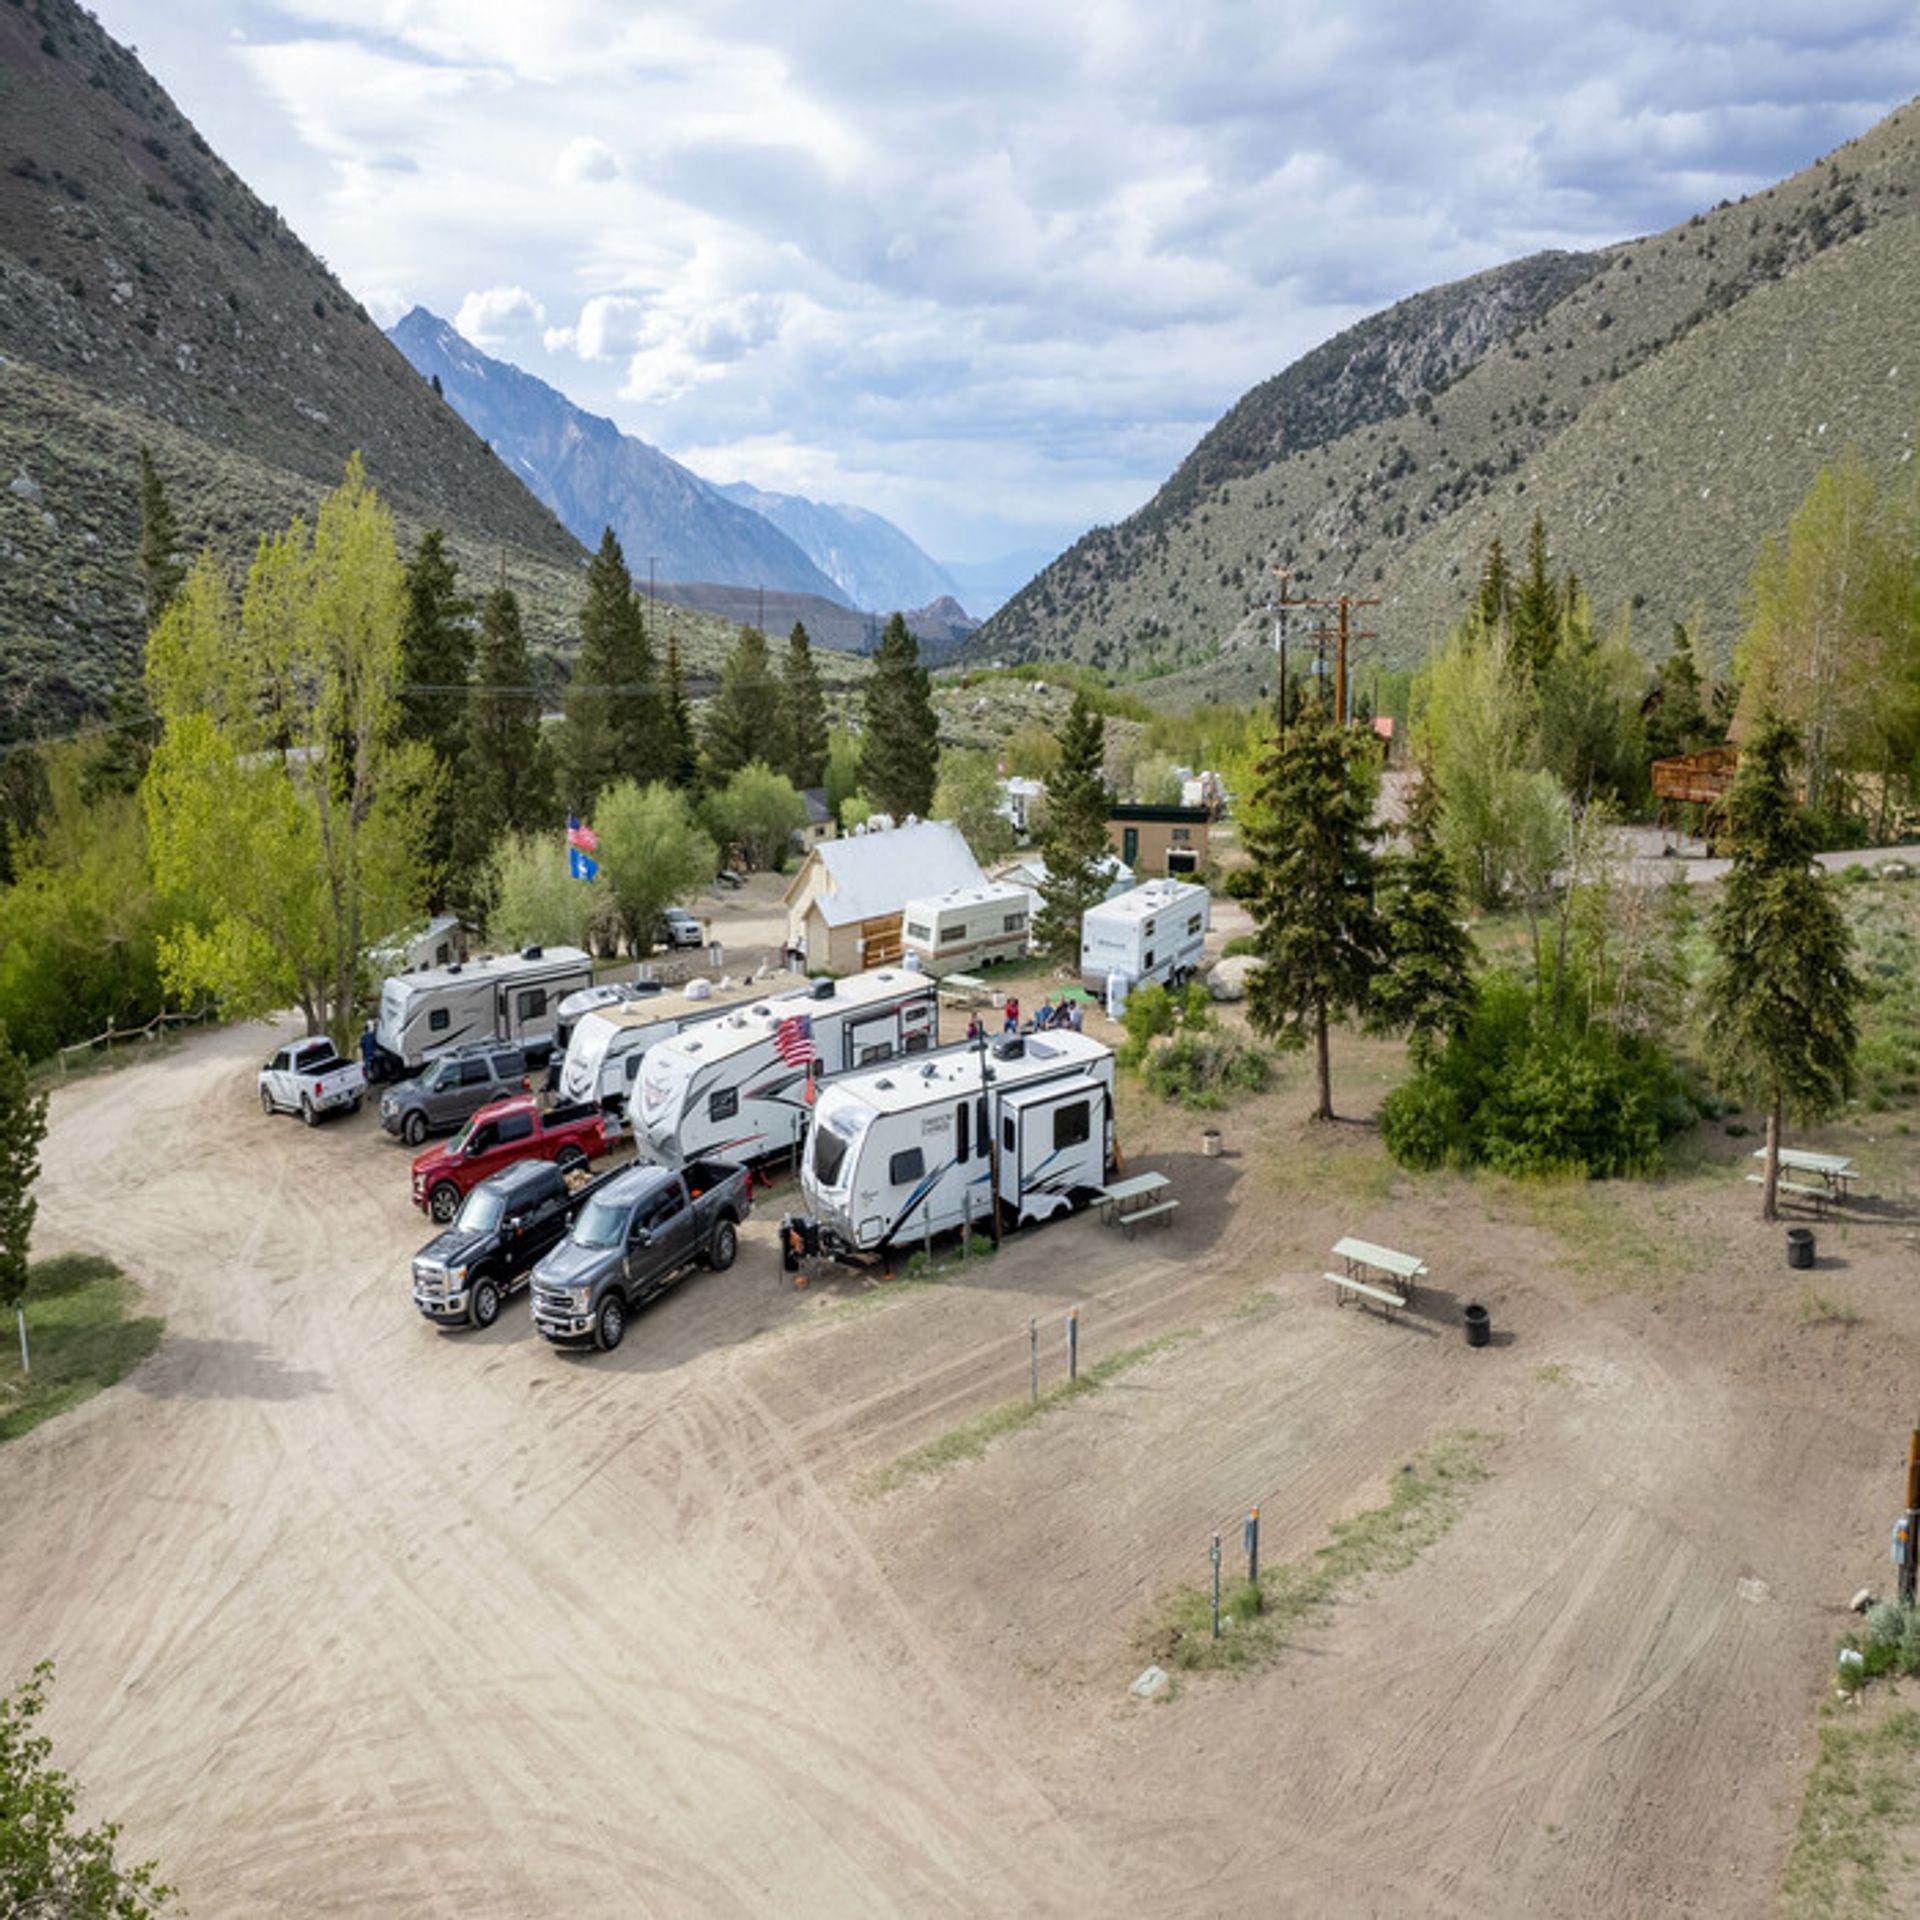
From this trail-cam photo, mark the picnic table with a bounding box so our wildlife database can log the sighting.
[937,972,991,1007]
[1325,1236,1429,1317]
[1748,1146,1859,1215]
[1096,1172,1179,1235]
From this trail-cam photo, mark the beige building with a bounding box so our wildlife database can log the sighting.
[1106,804,1212,877]
[784,819,986,975]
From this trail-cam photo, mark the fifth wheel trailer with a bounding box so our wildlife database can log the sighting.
[801,1029,1116,1253]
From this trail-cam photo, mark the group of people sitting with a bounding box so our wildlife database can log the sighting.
[967,995,1085,1041]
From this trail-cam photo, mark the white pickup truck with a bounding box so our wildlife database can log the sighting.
[258,1035,367,1126]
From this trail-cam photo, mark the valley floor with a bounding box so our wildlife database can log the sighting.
[4,993,1915,1916]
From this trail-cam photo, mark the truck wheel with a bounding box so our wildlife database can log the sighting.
[707,1219,738,1271]
[301,1095,319,1128]
[469,1277,500,1329]
[556,1144,586,1170]
[403,1111,427,1147]
[429,1181,461,1224]
[349,1095,363,1115]
[594,1296,626,1352]
[260,1086,275,1116]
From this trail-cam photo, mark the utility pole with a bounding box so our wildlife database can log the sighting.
[1269,566,1304,732]
[1902,1423,1920,1607]
[1297,594,1380,726]
[1333,595,1380,729]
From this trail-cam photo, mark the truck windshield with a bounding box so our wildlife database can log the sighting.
[455,1188,506,1234]
[572,1195,628,1249]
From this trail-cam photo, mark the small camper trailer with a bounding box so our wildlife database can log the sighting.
[556,973,799,1111]
[802,1030,1116,1253]
[1078,879,1210,996]
[636,969,938,1166]
[374,946,593,1073]
[899,881,1035,976]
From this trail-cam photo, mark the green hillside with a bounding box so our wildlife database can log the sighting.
[976,98,1920,699]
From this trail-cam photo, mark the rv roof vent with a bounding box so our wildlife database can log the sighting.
[992,1036,1025,1061]
[809,977,834,1001]
[920,1063,938,1078]
[522,945,543,959]
[446,963,463,975]
[875,1078,894,1090]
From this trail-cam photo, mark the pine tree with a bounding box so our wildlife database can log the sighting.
[1368,759,1476,1067]
[1510,511,1561,686]
[703,625,783,780]
[1475,536,1510,632]
[859,614,939,819]
[397,530,474,907]
[661,628,701,793]
[1033,692,1111,964]
[0,1020,51,1368]
[1645,625,1711,761]
[558,529,646,813]
[1702,711,1860,1220]
[456,586,553,917]
[135,448,185,628]
[781,622,828,790]
[1240,693,1385,1120]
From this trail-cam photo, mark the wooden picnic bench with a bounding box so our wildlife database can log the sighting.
[1098,1172,1170,1224]
[1748,1148,1858,1215]
[1746,1174,1839,1215]
[1323,1271,1406,1317]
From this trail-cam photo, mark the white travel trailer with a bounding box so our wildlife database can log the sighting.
[1079,879,1211,997]
[636,969,937,1166]
[370,912,466,979]
[802,1030,1116,1254]
[899,881,1035,976]
[374,945,593,1072]
[557,972,800,1111]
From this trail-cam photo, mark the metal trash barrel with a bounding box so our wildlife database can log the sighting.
[1463,1302,1491,1348]
[1787,1227,1816,1271]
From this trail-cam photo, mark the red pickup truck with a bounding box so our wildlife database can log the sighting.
[411,1096,616,1223]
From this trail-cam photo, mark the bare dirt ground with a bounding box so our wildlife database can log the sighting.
[6,997,1919,1916]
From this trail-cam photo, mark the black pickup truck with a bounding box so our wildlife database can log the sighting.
[410,1158,605,1329]
[529,1159,751,1352]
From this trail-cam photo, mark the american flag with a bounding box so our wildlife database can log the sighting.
[774,1013,817,1067]
[566,815,599,854]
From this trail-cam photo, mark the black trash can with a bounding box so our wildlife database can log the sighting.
[1463,1302,1491,1348]
[1787,1227,1816,1271]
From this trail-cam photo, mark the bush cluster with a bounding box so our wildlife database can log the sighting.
[1140,1030,1271,1110]
[1379,974,1694,1177]
[1837,1600,1920,1690]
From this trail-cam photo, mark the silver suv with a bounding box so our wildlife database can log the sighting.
[379,1044,528,1146]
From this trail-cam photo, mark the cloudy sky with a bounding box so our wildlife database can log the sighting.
[90,2,1920,567]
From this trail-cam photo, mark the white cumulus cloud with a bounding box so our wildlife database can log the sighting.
[454,285,548,350]
[555,135,619,185]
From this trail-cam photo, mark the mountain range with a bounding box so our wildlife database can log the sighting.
[388,309,980,638]
[974,98,1920,701]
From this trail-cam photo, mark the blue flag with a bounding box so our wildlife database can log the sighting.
[569,845,599,882]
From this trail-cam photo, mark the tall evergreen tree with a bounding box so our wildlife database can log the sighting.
[703,625,783,780]
[456,586,553,917]
[781,622,829,790]
[1240,693,1386,1120]
[661,628,701,793]
[558,529,648,813]
[1644,625,1712,762]
[1702,711,1860,1220]
[1368,759,1476,1067]
[859,614,939,819]
[135,448,185,629]
[1474,536,1510,632]
[1032,692,1111,964]
[397,530,474,908]
[1510,511,1561,687]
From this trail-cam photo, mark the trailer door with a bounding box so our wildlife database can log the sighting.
[998,1078,1105,1215]
[845,1011,901,1068]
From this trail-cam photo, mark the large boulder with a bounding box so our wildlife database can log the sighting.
[1209,954,1259,1002]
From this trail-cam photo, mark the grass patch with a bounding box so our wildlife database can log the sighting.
[1532,1361,1573,1387]
[0,1254,163,1443]
[1488,1175,1671,1291]
[1781,1707,1920,1920]
[1799,1285,1861,1328]
[1147,1430,1497,1672]
[864,1328,1198,1496]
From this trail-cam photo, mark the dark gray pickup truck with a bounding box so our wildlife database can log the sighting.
[529,1159,751,1352]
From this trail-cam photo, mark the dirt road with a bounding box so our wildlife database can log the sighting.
[5,1014,1913,1915]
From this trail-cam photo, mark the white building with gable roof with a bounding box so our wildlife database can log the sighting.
[782,819,986,975]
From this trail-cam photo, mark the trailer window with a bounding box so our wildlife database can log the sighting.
[939,926,964,946]
[709,1088,738,1122]
[888,1148,925,1187]
[1053,1101,1091,1150]
[429,1009,450,1033]
[517,988,547,1021]
[1187,915,1202,935]
[956,1102,970,1161]
[976,1097,989,1158]
[1143,950,1155,971]
[1002,913,1026,933]
[811,1126,850,1187]
[1002,1115,1015,1156]
[905,921,931,942]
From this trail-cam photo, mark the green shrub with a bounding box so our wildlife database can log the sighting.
[1141,1030,1270,1110]
[1379,1076,1465,1169]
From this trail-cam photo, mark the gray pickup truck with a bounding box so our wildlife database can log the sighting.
[530,1158,751,1352]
